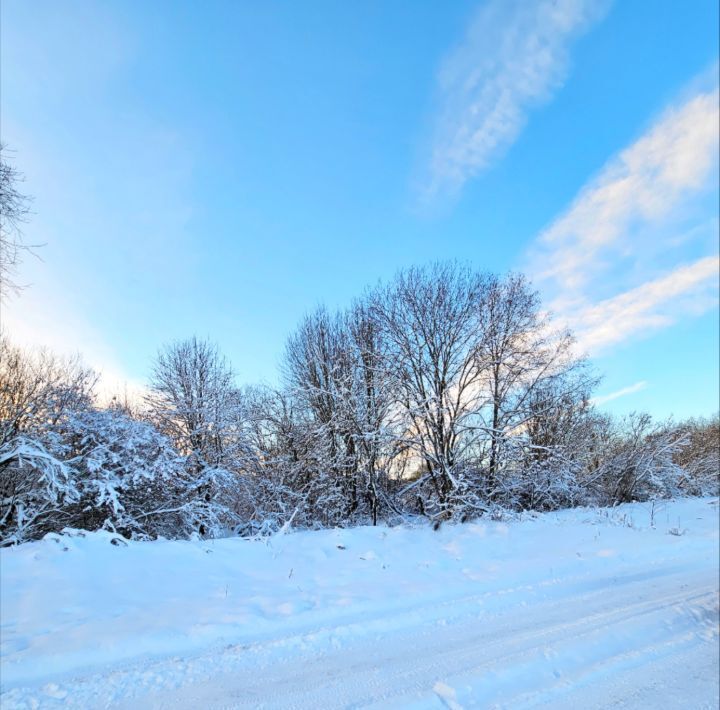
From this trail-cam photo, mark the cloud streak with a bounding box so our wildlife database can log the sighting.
[533,82,720,291]
[527,69,720,354]
[590,380,648,406]
[573,256,719,353]
[423,0,610,202]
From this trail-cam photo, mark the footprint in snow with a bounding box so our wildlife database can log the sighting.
[433,681,463,710]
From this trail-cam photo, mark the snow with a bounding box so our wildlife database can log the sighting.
[1,498,718,709]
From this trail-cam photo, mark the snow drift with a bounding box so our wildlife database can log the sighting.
[1,497,718,708]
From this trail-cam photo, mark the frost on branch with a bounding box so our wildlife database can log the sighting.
[1,407,240,544]
[1,264,714,544]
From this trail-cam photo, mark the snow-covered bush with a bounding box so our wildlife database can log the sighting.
[0,407,241,545]
[0,436,79,544]
[2,265,716,544]
[582,413,685,504]
[0,336,97,544]
[672,416,720,496]
[54,409,199,539]
[495,456,583,512]
[236,433,355,533]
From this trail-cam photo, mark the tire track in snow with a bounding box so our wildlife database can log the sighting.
[4,566,716,709]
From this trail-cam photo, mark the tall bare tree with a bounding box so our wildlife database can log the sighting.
[372,263,487,510]
[0,144,33,301]
[145,337,239,471]
[346,300,398,523]
[0,334,96,445]
[474,273,591,488]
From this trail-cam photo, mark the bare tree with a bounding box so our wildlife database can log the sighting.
[346,300,400,523]
[498,370,597,511]
[280,297,407,525]
[0,333,96,445]
[473,273,589,490]
[144,337,251,535]
[145,337,239,470]
[239,383,353,530]
[670,415,719,496]
[0,336,96,543]
[283,306,369,519]
[579,413,685,504]
[283,307,351,473]
[0,144,33,301]
[372,263,487,514]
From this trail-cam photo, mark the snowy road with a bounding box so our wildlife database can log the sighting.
[1,498,718,708]
[121,565,719,709]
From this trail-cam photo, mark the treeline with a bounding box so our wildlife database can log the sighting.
[1,263,718,545]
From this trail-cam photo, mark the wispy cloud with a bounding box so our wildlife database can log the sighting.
[422,0,610,203]
[533,81,719,292]
[573,256,719,352]
[590,380,647,406]
[527,69,720,354]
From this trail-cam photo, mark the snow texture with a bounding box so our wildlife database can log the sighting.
[1,497,718,709]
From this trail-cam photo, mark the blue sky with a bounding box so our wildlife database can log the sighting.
[1,0,718,420]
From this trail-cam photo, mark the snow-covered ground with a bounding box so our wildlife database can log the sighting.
[1,498,718,709]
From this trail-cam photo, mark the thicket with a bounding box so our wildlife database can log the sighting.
[1,264,717,544]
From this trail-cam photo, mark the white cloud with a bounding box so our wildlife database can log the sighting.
[422,0,610,202]
[533,83,720,291]
[527,70,720,355]
[590,380,647,406]
[570,256,719,353]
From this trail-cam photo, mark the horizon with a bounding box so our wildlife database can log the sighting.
[1,0,718,421]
